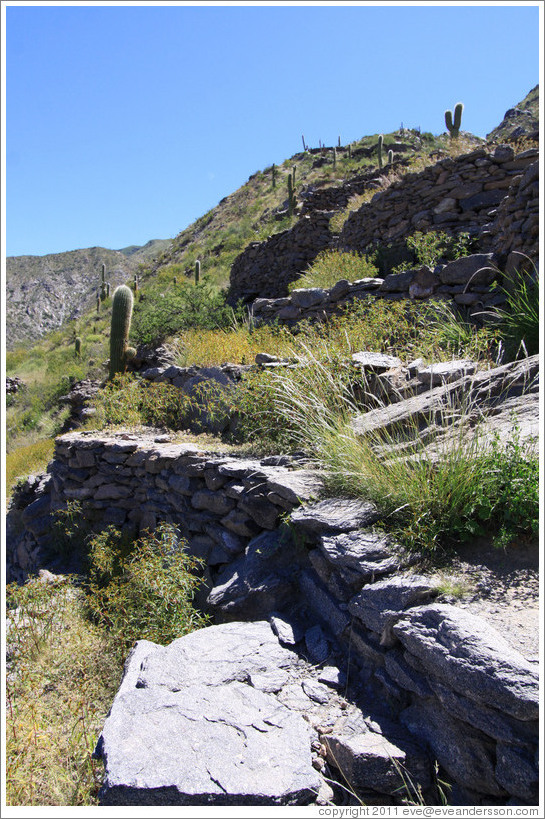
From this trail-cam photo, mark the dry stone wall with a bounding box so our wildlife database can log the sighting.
[228,145,538,307]
[338,146,538,259]
[6,431,539,804]
[250,252,504,327]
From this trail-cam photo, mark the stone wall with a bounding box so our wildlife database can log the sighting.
[228,145,538,306]
[338,146,538,259]
[7,430,538,804]
[250,252,505,327]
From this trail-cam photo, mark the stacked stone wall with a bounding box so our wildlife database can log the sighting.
[228,145,538,306]
[6,431,538,804]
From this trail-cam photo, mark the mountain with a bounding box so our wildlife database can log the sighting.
[486,85,539,142]
[5,241,171,349]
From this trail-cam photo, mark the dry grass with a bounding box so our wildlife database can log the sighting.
[5,577,122,805]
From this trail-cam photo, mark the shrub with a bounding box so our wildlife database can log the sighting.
[493,267,539,360]
[85,523,209,654]
[91,374,194,430]
[131,281,234,345]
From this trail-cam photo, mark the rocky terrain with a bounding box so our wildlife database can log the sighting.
[6,240,170,349]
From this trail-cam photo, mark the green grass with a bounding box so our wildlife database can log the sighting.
[6,439,56,500]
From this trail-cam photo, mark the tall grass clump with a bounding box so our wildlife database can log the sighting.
[260,345,538,554]
[289,250,380,292]
[489,262,539,361]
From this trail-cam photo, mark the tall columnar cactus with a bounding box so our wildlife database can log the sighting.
[338,136,341,148]
[195,259,201,285]
[272,163,276,188]
[301,135,306,151]
[292,166,296,185]
[287,173,297,217]
[348,143,352,159]
[75,337,81,357]
[134,274,139,293]
[445,102,464,138]
[388,149,394,166]
[96,293,101,313]
[109,285,134,380]
[378,134,384,169]
[333,147,337,168]
[107,282,110,298]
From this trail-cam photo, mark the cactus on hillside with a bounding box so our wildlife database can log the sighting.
[195,259,201,285]
[445,102,464,138]
[338,136,341,147]
[272,163,276,188]
[96,293,101,313]
[348,143,352,159]
[333,147,337,168]
[109,285,134,380]
[134,274,139,293]
[75,337,81,357]
[287,173,296,217]
[388,149,394,166]
[302,135,306,151]
[378,134,384,169]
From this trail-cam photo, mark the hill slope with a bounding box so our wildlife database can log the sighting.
[486,85,539,142]
[6,241,171,349]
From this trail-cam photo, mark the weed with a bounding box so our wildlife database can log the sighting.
[85,523,209,657]
[289,249,380,291]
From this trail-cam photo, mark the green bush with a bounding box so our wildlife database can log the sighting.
[86,523,208,653]
[91,374,194,430]
[131,281,234,345]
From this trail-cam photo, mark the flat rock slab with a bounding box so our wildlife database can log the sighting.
[290,498,380,536]
[95,622,322,805]
[393,604,539,721]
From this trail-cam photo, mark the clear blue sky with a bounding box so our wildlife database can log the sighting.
[4,1,541,258]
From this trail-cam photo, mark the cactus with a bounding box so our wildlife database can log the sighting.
[109,285,134,380]
[292,166,296,185]
[348,143,352,159]
[388,149,394,166]
[301,135,306,151]
[107,282,110,298]
[134,274,139,293]
[333,147,337,168]
[378,134,384,169]
[445,102,464,138]
[338,135,341,147]
[287,174,296,217]
[96,293,101,313]
[272,163,276,188]
[195,259,201,285]
[173,276,177,284]
[74,337,81,357]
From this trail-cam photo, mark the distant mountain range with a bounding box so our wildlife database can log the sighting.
[5,240,171,349]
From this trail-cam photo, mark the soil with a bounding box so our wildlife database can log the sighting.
[429,537,540,663]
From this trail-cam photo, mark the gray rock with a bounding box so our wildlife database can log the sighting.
[318,530,404,578]
[318,666,347,691]
[265,469,323,505]
[290,288,327,308]
[495,742,539,802]
[302,679,331,704]
[438,254,497,285]
[349,575,439,645]
[206,530,302,619]
[328,279,350,300]
[270,613,305,646]
[417,359,477,387]
[393,604,539,721]
[324,728,430,796]
[290,498,380,537]
[305,624,330,664]
[96,624,321,805]
[401,700,504,796]
[380,270,414,292]
[351,351,403,371]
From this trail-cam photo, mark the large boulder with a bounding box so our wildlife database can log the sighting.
[95,623,322,805]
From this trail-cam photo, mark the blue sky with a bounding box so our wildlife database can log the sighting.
[4,1,542,258]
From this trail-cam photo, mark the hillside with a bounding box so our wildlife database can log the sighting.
[6,240,171,349]
[486,84,539,142]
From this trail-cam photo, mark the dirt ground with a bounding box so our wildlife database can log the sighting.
[430,537,540,663]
